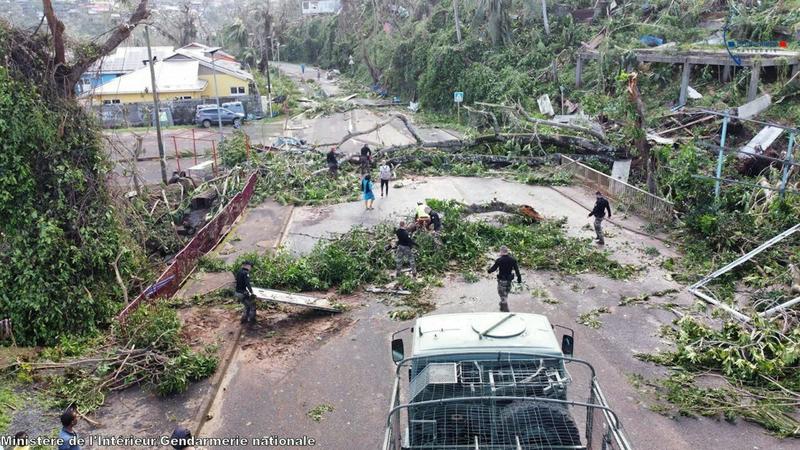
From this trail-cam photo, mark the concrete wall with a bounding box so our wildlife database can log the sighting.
[91,95,263,128]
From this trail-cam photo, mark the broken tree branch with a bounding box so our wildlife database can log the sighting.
[474,101,609,143]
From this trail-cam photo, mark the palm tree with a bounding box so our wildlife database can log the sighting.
[224,18,249,52]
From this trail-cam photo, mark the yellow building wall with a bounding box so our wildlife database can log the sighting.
[90,90,201,105]
[198,73,249,98]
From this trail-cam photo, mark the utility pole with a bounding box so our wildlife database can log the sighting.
[265,37,273,118]
[453,0,462,44]
[145,25,168,184]
[209,48,224,141]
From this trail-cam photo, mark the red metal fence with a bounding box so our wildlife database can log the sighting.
[117,170,260,322]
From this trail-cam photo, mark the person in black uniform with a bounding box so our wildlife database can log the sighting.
[360,144,372,173]
[394,220,417,277]
[235,261,256,324]
[488,246,522,312]
[326,147,339,177]
[588,191,612,245]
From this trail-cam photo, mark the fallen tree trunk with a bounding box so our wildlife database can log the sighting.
[464,200,545,221]
[474,101,609,143]
[384,153,549,168]
[473,133,622,157]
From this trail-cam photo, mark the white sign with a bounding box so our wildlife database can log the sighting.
[454,92,464,103]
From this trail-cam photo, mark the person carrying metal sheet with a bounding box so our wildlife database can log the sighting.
[235,261,256,324]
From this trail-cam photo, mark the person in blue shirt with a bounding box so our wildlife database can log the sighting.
[57,407,81,450]
[361,174,375,210]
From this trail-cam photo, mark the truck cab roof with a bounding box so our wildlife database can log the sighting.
[411,312,562,358]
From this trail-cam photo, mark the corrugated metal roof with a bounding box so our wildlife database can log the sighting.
[167,49,254,81]
[85,60,207,96]
[87,46,175,75]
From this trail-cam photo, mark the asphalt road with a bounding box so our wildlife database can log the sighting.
[200,177,794,450]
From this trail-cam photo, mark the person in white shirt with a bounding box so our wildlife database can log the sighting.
[379,161,392,197]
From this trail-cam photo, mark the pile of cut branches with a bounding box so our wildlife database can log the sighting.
[4,304,218,414]
[636,316,800,437]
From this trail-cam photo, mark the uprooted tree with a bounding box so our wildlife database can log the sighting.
[41,0,151,97]
[0,8,152,345]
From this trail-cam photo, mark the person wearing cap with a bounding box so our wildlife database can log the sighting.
[326,147,338,177]
[488,246,522,312]
[415,201,431,230]
[588,191,612,245]
[57,407,81,450]
[169,426,196,450]
[235,261,256,324]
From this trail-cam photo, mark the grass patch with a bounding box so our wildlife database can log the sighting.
[576,307,610,329]
[0,385,20,432]
[307,403,335,422]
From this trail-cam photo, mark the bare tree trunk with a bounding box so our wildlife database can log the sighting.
[627,72,658,195]
[42,0,151,96]
[42,0,66,66]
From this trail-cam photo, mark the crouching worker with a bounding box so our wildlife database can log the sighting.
[395,220,417,278]
[415,201,431,230]
[235,261,256,324]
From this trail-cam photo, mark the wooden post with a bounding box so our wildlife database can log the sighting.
[722,65,731,82]
[575,56,584,88]
[541,0,550,36]
[679,61,692,106]
[747,62,761,101]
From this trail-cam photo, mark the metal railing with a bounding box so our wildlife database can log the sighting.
[117,170,259,323]
[559,155,674,224]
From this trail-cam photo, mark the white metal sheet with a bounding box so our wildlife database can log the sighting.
[251,287,340,312]
[740,126,784,157]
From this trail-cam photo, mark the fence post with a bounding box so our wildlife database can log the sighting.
[714,115,729,202]
[245,133,251,160]
[780,132,796,198]
[211,140,218,175]
[172,136,181,172]
[192,128,198,165]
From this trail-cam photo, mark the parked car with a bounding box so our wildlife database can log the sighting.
[195,107,244,128]
[222,101,245,116]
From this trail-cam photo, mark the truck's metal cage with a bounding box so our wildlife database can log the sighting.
[382,352,632,450]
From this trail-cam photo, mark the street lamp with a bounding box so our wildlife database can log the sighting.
[209,47,224,140]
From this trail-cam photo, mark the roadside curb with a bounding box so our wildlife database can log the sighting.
[191,322,242,434]
[190,202,295,435]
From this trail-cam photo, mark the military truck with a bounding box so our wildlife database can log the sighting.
[383,312,632,450]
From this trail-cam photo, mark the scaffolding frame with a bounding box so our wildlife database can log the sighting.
[687,223,800,322]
